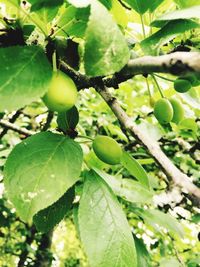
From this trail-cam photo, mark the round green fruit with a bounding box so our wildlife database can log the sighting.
[154,98,173,124]
[174,78,192,93]
[43,71,78,112]
[92,135,122,165]
[169,98,184,124]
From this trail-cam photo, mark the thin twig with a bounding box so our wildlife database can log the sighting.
[0,119,34,137]
[0,109,22,139]
[41,111,54,131]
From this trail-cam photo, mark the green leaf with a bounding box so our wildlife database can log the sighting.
[124,0,149,14]
[174,0,200,8]
[93,168,153,204]
[148,0,164,12]
[29,0,63,10]
[33,187,75,233]
[99,0,112,9]
[124,0,164,14]
[133,234,151,267]
[1,0,19,16]
[160,257,182,267]
[121,151,150,189]
[187,257,200,267]
[134,208,184,237]
[29,0,64,22]
[191,213,200,223]
[152,5,200,27]
[0,46,52,112]
[57,106,79,133]
[78,170,137,267]
[141,19,200,55]
[55,5,90,38]
[179,118,198,134]
[84,0,130,76]
[180,88,200,110]
[4,132,83,222]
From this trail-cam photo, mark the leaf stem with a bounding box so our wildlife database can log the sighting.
[52,52,57,72]
[151,74,164,98]
[154,73,175,83]
[77,135,94,141]
[140,14,146,38]
[145,78,151,97]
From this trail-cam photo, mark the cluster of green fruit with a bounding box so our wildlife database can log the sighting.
[154,97,184,125]
[174,74,200,93]
[43,70,78,112]
[42,72,122,165]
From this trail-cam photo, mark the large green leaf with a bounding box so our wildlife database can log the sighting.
[84,0,129,76]
[121,151,150,189]
[78,170,137,267]
[134,208,184,237]
[141,19,200,55]
[152,5,200,27]
[0,46,52,112]
[4,132,83,222]
[133,234,151,267]
[93,168,153,203]
[33,187,75,233]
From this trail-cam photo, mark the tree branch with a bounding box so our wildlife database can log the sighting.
[95,85,200,205]
[0,119,34,137]
[59,52,200,204]
[33,230,53,267]
[60,52,200,90]
[121,52,200,76]
[17,226,36,267]
[41,111,54,131]
[0,109,22,138]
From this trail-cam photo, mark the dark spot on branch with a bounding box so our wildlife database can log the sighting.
[107,97,116,106]
[169,59,193,75]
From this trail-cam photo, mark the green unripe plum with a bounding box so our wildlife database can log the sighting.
[92,135,122,165]
[174,78,192,93]
[154,98,173,124]
[169,98,184,124]
[43,71,78,112]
